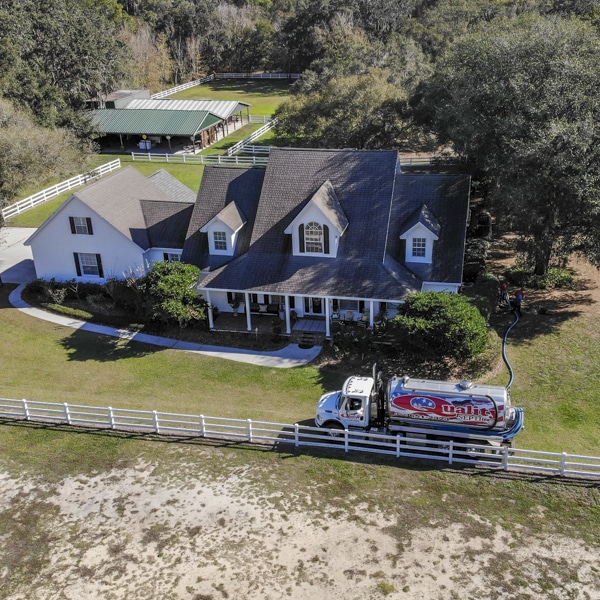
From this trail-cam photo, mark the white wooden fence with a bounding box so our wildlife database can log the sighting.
[130,153,269,166]
[215,72,301,80]
[150,72,299,100]
[0,397,598,480]
[227,119,278,156]
[2,160,122,220]
[151,74,216,99]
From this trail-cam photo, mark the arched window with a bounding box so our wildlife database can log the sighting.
[304,222,323,253]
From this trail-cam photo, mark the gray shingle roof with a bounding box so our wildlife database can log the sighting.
[388,174,471,282]
[185,150,470,300]
[73,166,194,250]
[309,180,349,233]
[249,148,399,259]
[399,204,441,237]
[147,169,197,204]
[141,201,194,249]
[211,201,246,232]
[181,167,265,269]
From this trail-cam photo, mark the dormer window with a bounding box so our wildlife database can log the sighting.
[286,180,348,258]
[213,231,227,251]
[399,204,441,265]
[200,201,247,257]
[412,237,427,258]
[305,222,324,253]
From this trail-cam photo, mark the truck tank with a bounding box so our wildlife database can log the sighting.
[386,375,515,432]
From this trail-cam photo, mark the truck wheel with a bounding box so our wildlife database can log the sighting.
[324,422,345,438]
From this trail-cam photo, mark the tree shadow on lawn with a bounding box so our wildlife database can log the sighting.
[58,328,162,362]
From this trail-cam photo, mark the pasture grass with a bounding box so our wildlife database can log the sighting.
[171,79,293,116]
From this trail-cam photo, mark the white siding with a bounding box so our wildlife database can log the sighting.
[29,197,146,282]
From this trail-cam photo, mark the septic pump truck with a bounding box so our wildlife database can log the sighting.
[315,365,524,447]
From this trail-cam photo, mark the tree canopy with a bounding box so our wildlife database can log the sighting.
[416,15,600,274]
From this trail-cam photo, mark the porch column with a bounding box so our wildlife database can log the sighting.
[245,292,252,331]
[206,290,215,330]
[325,297,331,339]
[284,296,291,335]
[369,300,374,327]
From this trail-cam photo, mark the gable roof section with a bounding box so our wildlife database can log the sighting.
[90,109,221,136]
[249,148,398,259]
[181,167,265,269]
[399,204,441,238]
[388,174,471,282]
[285,180,349,235]
[201,201,247,233]
[141,201,194,249]
[147,169,197,204]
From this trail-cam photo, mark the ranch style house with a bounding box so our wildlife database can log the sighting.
[25,148,471,339]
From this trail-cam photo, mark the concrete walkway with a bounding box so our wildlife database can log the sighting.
[0,226,322,368]
[8,285,322,368]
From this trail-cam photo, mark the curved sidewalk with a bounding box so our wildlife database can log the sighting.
[9,285,322,368]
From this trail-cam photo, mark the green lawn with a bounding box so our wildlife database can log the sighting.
[1,279,600,456]
[171,79,293,116]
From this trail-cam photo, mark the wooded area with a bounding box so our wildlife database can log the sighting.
[1,0,600,273]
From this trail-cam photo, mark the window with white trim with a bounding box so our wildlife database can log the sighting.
[76,253,103,277]
[305,222,323,253]
[213,231,227,251]
[163,253,181,262]
[412,237,427,258]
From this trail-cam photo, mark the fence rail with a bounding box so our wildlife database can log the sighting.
[227,119,278,156]
[2,160,122,220]
[151,75,216,99]
[130,153,268,166]
[150,72,299,100]
[1,398,598,480]
[215,72,301,80]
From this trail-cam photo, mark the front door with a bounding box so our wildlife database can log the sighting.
[304,297,323,315]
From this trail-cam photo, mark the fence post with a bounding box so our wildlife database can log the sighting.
[200,414,206,437]
[108,407,115,429]
[503,445,510,471]
[396,434,401,457]
[344,429,349,453]
[448,440,454,465]
[247,419,252,442]
[22,399,30,420]
[64,402,71,425]
[153,410,160,434]
[560,452,568,477]
[294,423,299,448]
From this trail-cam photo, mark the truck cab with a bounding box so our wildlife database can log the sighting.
[315,376,374,430]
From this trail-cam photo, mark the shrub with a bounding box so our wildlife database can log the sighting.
[505,265,574,289]
[392,292,488,361]
[139,262,207,328]
[460,272,499,321]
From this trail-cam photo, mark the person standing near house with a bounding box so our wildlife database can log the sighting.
[512,288,525,316]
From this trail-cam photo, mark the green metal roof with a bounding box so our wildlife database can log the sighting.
[91,109,221,136]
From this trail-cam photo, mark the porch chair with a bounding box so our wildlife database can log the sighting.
[356,313,369,328]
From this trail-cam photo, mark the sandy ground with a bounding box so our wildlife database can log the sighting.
[1,461,598,600]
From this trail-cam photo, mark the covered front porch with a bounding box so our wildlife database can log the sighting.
[204,290,397,340]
